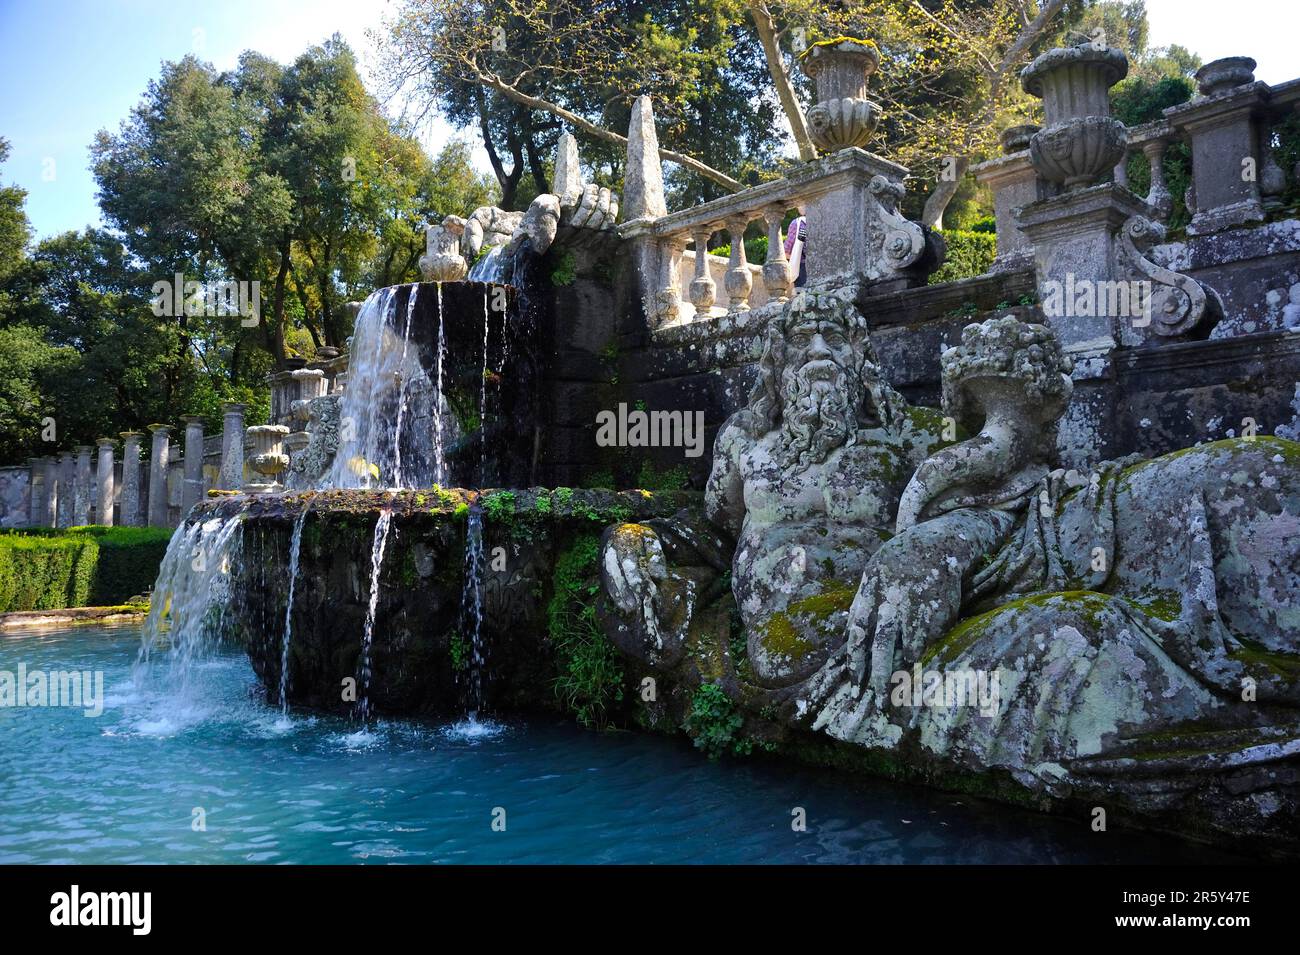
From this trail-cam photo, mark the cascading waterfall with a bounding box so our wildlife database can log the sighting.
[459,504,487,721]
[277,505,308,719]
[325,287,394,488]
[325,285,434,490]
[356,506,394,724]
[468,244,506,283]
[137,507,248,695]
[480,288,491,480]
[390,284,419,488]
[433,282,447,485]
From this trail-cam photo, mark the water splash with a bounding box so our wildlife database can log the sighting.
[459,504,487,721]
[137,508,248,697]
[277,505,309,719]
[356,506,394,724]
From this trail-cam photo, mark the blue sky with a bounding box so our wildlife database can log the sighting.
[0,0,462,240]
[1,0,1297,242]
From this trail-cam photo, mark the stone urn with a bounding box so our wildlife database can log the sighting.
[245,424,291,492]
[1021,44,1129,190]
[419,215,469,282]
[1194,56,1256,97]
[799,38,882,153]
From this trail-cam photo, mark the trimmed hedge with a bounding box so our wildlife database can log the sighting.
[929,229,998,285]
[0,526,173,612]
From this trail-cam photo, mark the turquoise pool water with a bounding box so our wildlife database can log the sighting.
[0,625,1235,864]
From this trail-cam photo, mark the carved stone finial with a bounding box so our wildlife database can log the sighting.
[624,95,667,220]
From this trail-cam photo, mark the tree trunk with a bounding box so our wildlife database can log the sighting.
[746,1,817,162]
[268,240,291,368]
[476,88,522,209]
[922,155,969,229]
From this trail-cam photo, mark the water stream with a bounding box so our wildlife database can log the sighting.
[277,505,309,720]
[458,504,486,725]
[356,507,394,725]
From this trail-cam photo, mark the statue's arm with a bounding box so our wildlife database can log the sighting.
[705,415,748,540]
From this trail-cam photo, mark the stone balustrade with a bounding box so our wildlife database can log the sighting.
[621,146,929,330]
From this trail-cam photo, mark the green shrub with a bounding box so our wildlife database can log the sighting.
[683,682,750,759]
[929,229,998,285]
[0,525,172,612]
[0,535,97,612]
[548,533,625,728]
[709,234,769,264]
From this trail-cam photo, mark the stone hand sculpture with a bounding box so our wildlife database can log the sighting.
[463,206,525,262]
[509,133,619,257]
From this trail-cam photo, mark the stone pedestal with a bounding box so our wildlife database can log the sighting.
[797,148,917,288]
[73,446,93,525]
[1164,63,1268,235]
[147,425,172,527]
[245,425,291,493]
[1016,183,1153,468]
[181,416,205,513]
[219,403,246,491]
[95,438,117,526]
[973,152,1044,273]
[119,432,144,527]
[56,452,75,528]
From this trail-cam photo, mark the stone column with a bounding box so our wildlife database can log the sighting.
[655,236,687,328]
[41,457,59,527]
[27,457,47,527]
[762,205,793,304]
[723,215,753,312]
[181,415,205,513]
[56,452,75,528]
[219,403,246,491]
[73,446,93,525]
[119,432,144,527]
[688,225,718,314]
[147,424,172,527]
[96,438,117,526]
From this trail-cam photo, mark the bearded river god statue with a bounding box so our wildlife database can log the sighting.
[599,297,1300,850]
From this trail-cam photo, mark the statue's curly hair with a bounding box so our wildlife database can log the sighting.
[747,290,907,438]
[940,316,1074,437]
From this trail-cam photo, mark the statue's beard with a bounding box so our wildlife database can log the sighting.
[780,359,859,469]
